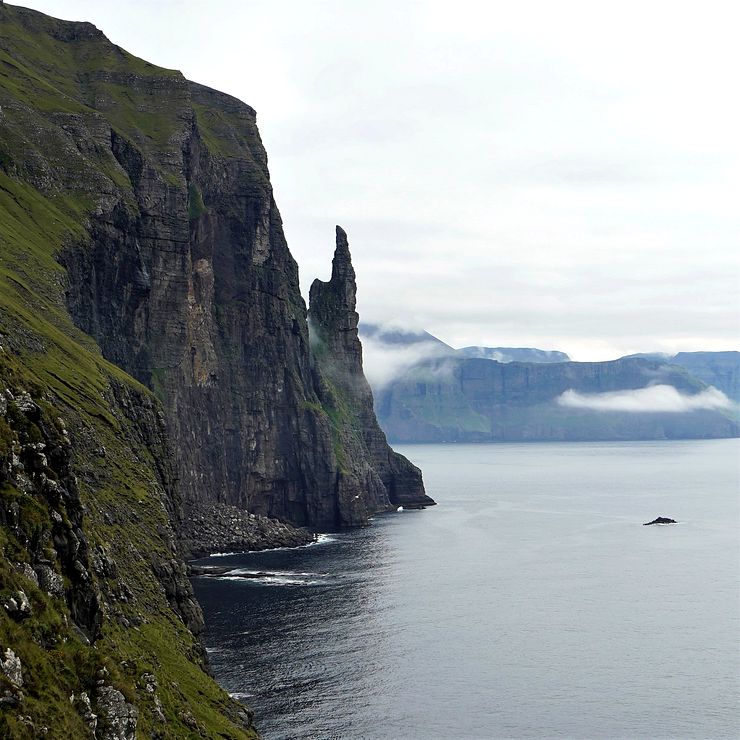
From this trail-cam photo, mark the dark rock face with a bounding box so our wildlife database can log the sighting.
[0,388,102,642]
[61,79,328,527]
[309,227,434,515]
[56,75,430,530]
[643,517,677,525]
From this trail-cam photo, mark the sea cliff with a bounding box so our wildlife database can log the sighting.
[0,3,429,736]
[373,355,739,442]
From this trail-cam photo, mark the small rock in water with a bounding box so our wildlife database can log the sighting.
[643,516,677,526]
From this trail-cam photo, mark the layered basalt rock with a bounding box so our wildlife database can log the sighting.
[55,61,431,530]
[309,227,433,513]
[1,0,430,534]
[0,2,430,734]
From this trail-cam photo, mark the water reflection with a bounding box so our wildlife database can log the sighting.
[192,517,400,739]
[193,441,740,740]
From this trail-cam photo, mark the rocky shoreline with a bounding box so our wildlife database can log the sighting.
[179,504,316,560]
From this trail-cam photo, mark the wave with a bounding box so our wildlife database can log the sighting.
[212,574,321,586]
[207,532,337,559]
[312,532,336,545]
[226,569,323,578]
[260,532,338,553]
[202,566,328,586]
[260,576,322,586]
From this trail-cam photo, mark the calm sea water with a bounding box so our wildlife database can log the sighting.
[192,440,740,739]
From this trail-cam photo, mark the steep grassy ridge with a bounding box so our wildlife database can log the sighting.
[0,4,256,736]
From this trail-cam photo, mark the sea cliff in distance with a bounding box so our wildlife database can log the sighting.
[360,324,739,443]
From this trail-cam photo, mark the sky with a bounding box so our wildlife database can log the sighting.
[15,0,740,360]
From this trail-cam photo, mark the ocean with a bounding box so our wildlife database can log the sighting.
[192,439,740,739]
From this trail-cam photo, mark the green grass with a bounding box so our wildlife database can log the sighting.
[0,566,99,738]
[412,395,490,434]
[188,183,207,220]
[0,7,259,732]
[0,4,186,181]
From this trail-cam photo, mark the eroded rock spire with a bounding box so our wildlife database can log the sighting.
[308,226,435,513]
[309,225,363,371]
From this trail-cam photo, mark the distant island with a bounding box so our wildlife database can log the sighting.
[360,324,739,442]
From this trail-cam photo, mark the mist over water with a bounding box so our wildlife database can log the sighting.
[193,440,740,739]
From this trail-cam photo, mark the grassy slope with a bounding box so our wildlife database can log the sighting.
[0,5,256,738]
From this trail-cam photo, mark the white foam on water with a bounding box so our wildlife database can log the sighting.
[262,533,337,552]
[198,532,337,562]
[226,569,322,578]
[313,532,336,545]
[260,576,319,586]
[229,692,253,700]
[210,573,323,586]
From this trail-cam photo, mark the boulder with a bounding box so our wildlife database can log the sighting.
[96,686,138,740]
[643,516,677,525]
[0,648,23,687]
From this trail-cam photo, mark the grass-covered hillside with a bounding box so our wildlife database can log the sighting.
[0,3,258,737]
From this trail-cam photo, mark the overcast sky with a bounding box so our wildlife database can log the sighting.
[17,0,740,360]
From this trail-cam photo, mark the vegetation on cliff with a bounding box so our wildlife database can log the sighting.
[0,2,275,736]
[0,252,256,737]
[0,1,432,735]
[1,1,431,534]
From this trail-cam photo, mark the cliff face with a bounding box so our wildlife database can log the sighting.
[51,46,430,532]
[375,356,739,442]
[670,352,740,402]
[0,2,428,735]
[60,76,342,529]
[0,356,241,736]
[0,6,259,734]
[309,228,433,514]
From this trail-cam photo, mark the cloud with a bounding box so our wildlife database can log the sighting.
[556,384,732,413]
[361,335,450,390]
[20,0,740,361]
